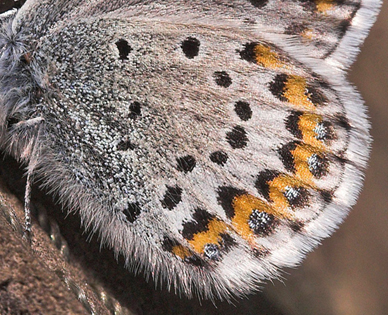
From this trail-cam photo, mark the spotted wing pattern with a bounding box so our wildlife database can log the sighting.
[0,0,379,300]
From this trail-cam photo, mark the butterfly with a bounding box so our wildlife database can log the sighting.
[0,0,380,301]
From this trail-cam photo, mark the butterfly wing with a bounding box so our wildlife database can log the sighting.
[0,0,378,300]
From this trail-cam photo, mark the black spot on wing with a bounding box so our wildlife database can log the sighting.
[248,0,269,8]
[217,186,246,219]
[176,155,196,173]
[336,114,351,131]
[285,111,303,139]
[129,101,142,119]
[321,190,333,203]
[161,185,183,210]
[184,255,205,266]
[210,151,228,166]
[226,126,248,149]
[161,237,177,252]
[234,101,252,121]
[220,233,236,251]
[278,142,298,173]
[307,84,327,106]
[255,170,280,200]
[290,221,304,232]
[117,139,135,151]
[269,73,288,102]
[238,42,258,63]
[123,202,141,223]
[181,37,200,59]
[115,39,132,61]
[213,71,232,88]
[182,208,214,240]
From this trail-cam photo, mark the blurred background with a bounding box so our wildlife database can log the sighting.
[0,1,387,314]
